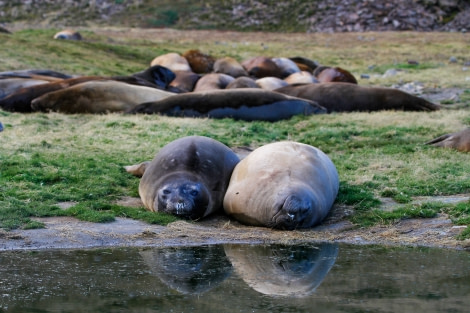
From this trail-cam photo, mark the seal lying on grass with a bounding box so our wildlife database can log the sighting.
[425,128,470,152]
[275,82,440,112]
[125,136,240,220]
[126,88,326,121]
[223,141,339,230]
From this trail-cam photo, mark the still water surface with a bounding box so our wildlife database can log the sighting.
[0,243,469,313]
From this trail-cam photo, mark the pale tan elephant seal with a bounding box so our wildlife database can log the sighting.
[125,136,240,220]
[223,141,339,229]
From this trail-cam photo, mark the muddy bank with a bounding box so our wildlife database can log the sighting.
[1,195,469,252]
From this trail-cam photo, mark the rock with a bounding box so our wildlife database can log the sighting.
[449,56,458,63]
[383,69,399,78]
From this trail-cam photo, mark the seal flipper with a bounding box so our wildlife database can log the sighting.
[124,161,150,177]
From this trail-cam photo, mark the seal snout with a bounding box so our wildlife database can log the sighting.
[273,194,313,230]
[157,182,209,220]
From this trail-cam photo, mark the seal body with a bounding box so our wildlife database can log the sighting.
[126,88,326,122]
[275,82,440,112]
[133,136,240,220]
[223,141,339,229]
[426,128,470,152]
[31,80,176,113]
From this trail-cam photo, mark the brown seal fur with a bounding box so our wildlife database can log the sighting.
[0,76,106,112]
[125,136,240,220]
[425,128,470,152]
[213,57,248,78]
[255,77,288,90]
[274,82,440,112]
[193,73,235,92]
[126,88,326,121]
[284,71,319,85]
[225,76,259,89]
[169,71,201,92]
[223,141,339,230]
[31,80,176,114]
[289,56,319,73]
[314,66,358,84]
[242,56,283,78]
[182,49,215,74]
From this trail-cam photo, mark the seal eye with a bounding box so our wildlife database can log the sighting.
[163,189,171,195]
[190,190,198,197]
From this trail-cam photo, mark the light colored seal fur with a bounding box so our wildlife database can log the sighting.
[223,141,339,229]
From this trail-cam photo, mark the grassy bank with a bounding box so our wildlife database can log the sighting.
[0,29,469,238]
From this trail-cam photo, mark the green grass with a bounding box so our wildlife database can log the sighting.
[0,29,469,240]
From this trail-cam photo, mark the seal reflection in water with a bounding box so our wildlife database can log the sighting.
[125,136,240,220]
[224,141,339,229]
[224,243,339,297]
[140,245,233,295]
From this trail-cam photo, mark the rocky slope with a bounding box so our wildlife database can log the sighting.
[0,0,468,32]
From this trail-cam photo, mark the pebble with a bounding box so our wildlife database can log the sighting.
[449,56,458,63]
[0,122,3,132]
[360,74,370,79]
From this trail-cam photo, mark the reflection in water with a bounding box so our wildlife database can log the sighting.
[140,245,232,295]
[0,244,469,313]
[224,243,338,297]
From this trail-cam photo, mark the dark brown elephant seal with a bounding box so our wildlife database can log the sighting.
[314,66,358,84]
[125,136,240,220]
[126,88,326,121]
[425,128,470,152]
[182,49,215,74]
[275,82,440,112]
[169,70,201,92]
[223,141,339,230]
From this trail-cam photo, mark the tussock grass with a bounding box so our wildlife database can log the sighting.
[0,29,469,238]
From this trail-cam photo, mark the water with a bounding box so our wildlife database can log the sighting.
[0,243,469,313]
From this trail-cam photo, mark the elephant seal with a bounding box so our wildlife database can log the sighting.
[192,73,235,92]
[289,56,319,73]
[126,88,326,121]
[0,76,106,112]
[53,30,82,40]
[169,70,201,92]
[255,77,288,90]
[271,57,301,77]
[275,82,441,112]
[224,243,338,296]
[0,78,51,100]
[314,66,358,84]
[284,71,318,85]
[213,57,248,78]
[223,141,339,229]
[125,136,240,220]
[150,53,192,72]
[242,56,283,78]
[225,76,258,89]
[182,49,215,74]
[425,128,470,152]
[31,80,176,113]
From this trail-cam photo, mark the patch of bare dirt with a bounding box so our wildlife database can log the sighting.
[1,195,469,252]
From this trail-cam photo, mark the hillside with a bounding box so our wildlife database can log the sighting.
[0,0,468,32]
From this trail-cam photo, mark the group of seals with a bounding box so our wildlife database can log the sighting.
[125,136,339,229]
